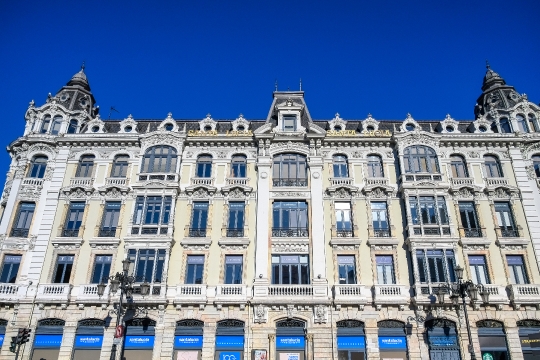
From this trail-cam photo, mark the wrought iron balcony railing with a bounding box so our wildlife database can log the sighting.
[498,228,520,238]
[62,228,81,237]
[226,228,244,237]
[10,228,29,238]
[98,228,117,237]
[189,228,207,237]
[462,227,482,238]
[373,229,391,237]
[336,229,354,238]
[272,227,308,237]
[272,178,308,187]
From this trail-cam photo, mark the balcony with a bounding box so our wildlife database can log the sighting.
[131,225,169,236]
[273,178,308,187]
[215,285,248,305]
[131,283,166,301]
[189,228,207,237]
[226,228,244,237]
[98,228,118,237]
[139,173,179,182]
[190,177,214,186]
[365,178,389,187]
[450,177,474,187]
[10,228,29,238]
[173,285,208,306]
[401,174,443,183]
[459,227,483,238]
[485,177,509,187]
[496,227,521,238]
[36,284,72,303]
[373,229,391,238]
[272,227,308,238]
[0,283,27,301]
[269,285,313,297]
[481,285,508,305]
[105,177,128,186]
[509,284,540,306]
[333,285,371,305]
[336,229,354,238]
[330,177,354,187]
[70,177,94,187]
[410,226,451,237]
[22,177,44,186]
[72,284,110,303]
[373,284,410,305]
[226,177,249,186]
[413,284,451,305]
[61,228,81,237]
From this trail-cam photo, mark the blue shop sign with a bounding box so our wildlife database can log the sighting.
[75,335,103,348]
[215,336,244,350]
[219,351,242,360]
[0,335,4,346]
[125,335,155,349]
[276,336,305,349]
[337,336,365,350]
[379,336,407,350]
[34,335,63,348]
[175,335,203,349]
[429,336,457,347]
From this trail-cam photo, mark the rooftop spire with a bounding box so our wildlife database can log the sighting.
[81,61,85,71]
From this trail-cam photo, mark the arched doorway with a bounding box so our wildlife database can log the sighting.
[275,318,306,360]
[336,320,365,360]
[425,319,460,360]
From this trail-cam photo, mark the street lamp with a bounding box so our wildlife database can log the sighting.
[438,264,489,360]
[97,258,151,360]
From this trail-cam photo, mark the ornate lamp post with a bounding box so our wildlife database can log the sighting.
[97,259,150,360]
[437,265,490,360]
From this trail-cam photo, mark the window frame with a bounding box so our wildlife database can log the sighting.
[99,201,121,237]
[50,115,63,135]
[230,155,247,178]
[0,254,22,283]
[53,254,75,283]
[185,255,205,284]
[28,156,48,179]
[224,255,243,284]
[76,155,95,178]
[282,114,297,131]
[132,196,172,235]
[337,255,357,284]
[91,255,113,284]
[458,202,481,237]
[494,202,518,237]
[468,255,490,284]
[409,196,450,236]
[367,155,384,177]
[110,155,129,178]
[483,155,503,178]
[272,201,309,237]
[11,202,35,238]
[227,202,245,237]
[189,202,209,237]
[532,155,540,178]
[416,249,456,284]
[335,202,353,237]
[67,119,78,134]
[376,255,396,285]
[196,154,213,178]
[506,255,529,284]
[516,114,529,133]
[450,155,468,178]
[40,115,51,133]
[272,153,308,187]
[62,202,85,237]
[332,155,349,178]
[141,145,178,173]
[271,254,310,285]
[128,248,167,283]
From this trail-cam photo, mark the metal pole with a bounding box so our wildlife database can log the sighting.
[110,271,125,360]
[14,341,21,360]
[460,284,476,360]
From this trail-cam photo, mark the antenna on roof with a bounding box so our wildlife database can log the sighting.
[299,78,302,91]
[108,106,119,120]
[81,61,85,71]
[275,79,278,92]
[486,60,490,69]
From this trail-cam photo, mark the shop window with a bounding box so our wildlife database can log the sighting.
[73,319,105,360]
[174,320,204,359]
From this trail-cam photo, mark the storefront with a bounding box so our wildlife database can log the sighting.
[336,320,365,360]
[377,320,407,360]
[425,319,460,360]
[31,318,65,360]
[72,319,105,360]
[123,318,156,360]
[275,319,306,360]
[215,319,245,360]
[477,320,509,360]
[174,319,204,360]
[518,320,540,360]
[0,319,5,347]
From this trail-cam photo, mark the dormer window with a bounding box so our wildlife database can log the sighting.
[67,119,78,134]
[40,115,51,133]
[164,123,174,131]
[283,115,297,131]
[51,116,62,135]
[405,123,415,132]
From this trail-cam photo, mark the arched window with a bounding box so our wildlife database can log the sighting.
[110,155,129,178]
[67,119,78,134]
[76,155,95,177]
[40,115,51,133]
[499,118,512,133]
[450,155,468,178]
[230,155,247,178]
[273,153,307,186]
[367,155,384,177]
[28,156,48,178]
[333,155,349,178]
[403,146,439,174]
[50,115,63,135]
[141,146,177,173]
[528,114,539,132]
[516,114,529,133]
[196,155,213,178]
[484,155,503,178]
[532,155,540,178]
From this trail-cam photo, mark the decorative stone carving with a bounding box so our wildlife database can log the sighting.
[140,131,184,153]
[119,114,138,134]
[313,305,327,324]
[268,141,310,156]
[254,304,268,323]
[439,114,460,133]
[361,113,380,131]
[157,112,178,132]
[272,242,309,253]
[231,114,250,131]
[526,165,537,180]
[399,113,421,133]
[328,113,347,131]
[199,114,217,132]
[84,115,106,134]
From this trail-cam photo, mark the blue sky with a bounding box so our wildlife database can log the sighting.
[0,0,539,173]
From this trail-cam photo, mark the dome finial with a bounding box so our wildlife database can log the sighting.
[486,59,490,70]
[81,61,85,72]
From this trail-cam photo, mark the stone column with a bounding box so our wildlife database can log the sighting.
[100,325,117,360]
[309,156,327,281]
[254,157,271,293]
[306,333,313,360]
[364,327,379,360]
[505,326,525,360]
[268,334,275,360]
[202,324,216,360]
[58,324,76,359]
[406,324,422,360]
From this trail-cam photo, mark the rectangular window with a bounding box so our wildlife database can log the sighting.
[409,196,449,235]
[468,255,490,284]
[416,249,455,283]
[128,249,166,283]
[371,202,389,236]
[459,202,481,237]
[189,202,209,237]
[63,202,85,237]
[54,255,74,283]
[271,255,309,285]
[11,202,35,237]
[272,201,308,237]
[99,202,121,237]
[376,255,395,284]
[224,255,243,284]
[495,202,517,237]
[337,255,356,284]
[91,255,112,284]
[0,255,21,283]
[335,202,352,237]
[132,196,172,235]
[227,202,245,237]
[282,115,297,131]
[507,255,529,284]
[185,255,205,284]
